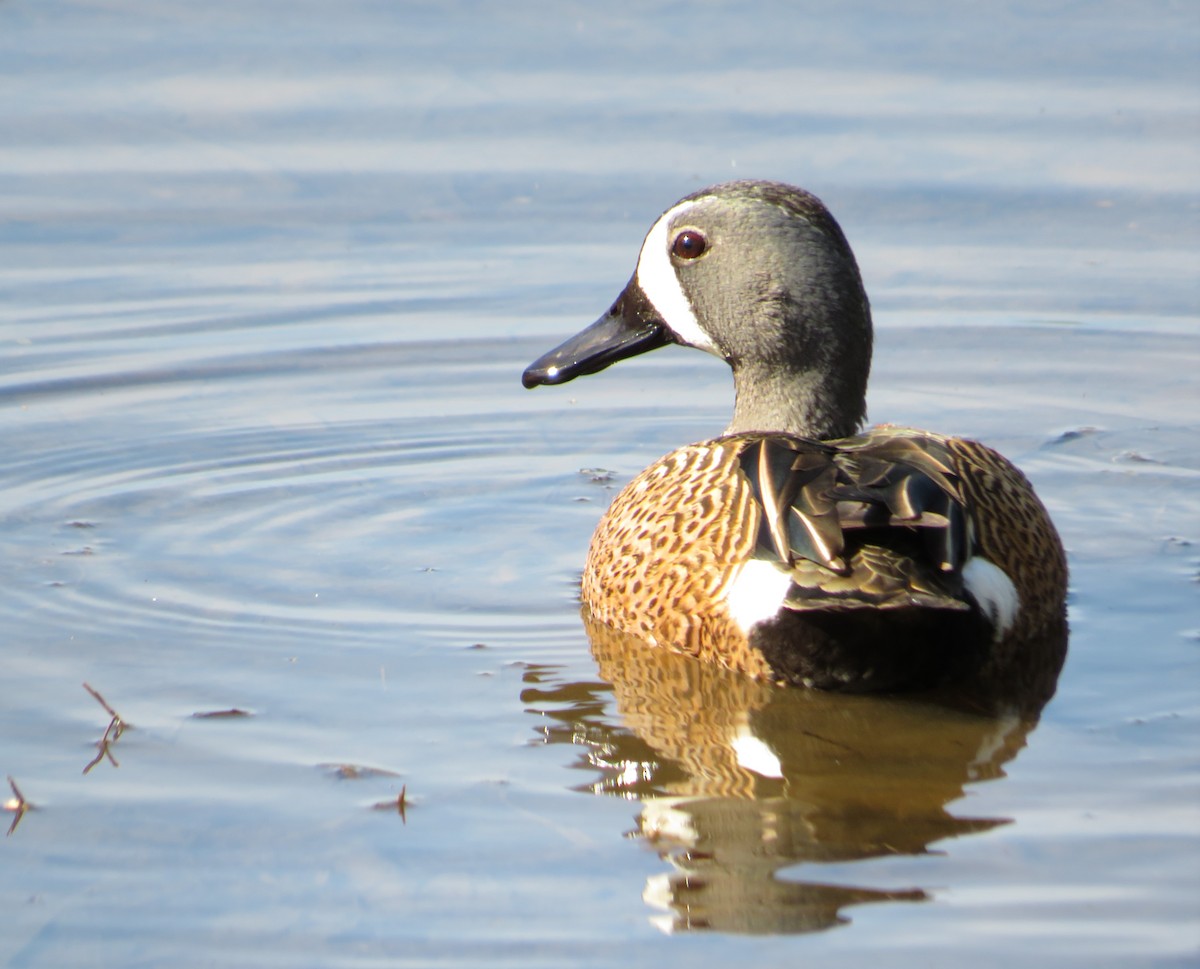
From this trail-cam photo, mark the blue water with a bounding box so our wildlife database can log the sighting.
[2,2,1198,966]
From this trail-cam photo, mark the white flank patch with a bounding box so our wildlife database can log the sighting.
[962,556,1021,640]
[634,199,719,355]
[731,724,784,778]
[723,558,793,636]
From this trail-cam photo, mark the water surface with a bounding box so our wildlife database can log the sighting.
[2,2,1198,967]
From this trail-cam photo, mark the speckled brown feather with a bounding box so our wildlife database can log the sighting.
[582,426,1067,706]
[936,433,1068,700]
[582,440,771,677]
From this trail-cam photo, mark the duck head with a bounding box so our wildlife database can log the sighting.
[522,180,874,440]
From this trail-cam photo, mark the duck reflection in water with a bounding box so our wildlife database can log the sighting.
[522,615,1048,936]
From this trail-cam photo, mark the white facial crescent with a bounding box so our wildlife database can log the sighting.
[633,199,720,356]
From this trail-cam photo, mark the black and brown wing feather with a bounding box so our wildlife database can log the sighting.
[737,433,977,613]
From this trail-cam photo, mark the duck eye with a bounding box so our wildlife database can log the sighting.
[671,229,707,260]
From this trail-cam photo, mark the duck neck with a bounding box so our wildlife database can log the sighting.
[726,358,868,440]
[715,253,873,441]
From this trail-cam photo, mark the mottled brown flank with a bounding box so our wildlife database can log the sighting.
[939,434,1069,695]
[583,442,771,677]
[582,427,1068,700]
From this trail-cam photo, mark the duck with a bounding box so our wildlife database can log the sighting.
[522,180,1067,708]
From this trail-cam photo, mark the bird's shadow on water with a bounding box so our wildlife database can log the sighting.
[521,615,1056,936]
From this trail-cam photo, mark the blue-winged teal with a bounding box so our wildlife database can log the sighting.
[523,180,1067,704]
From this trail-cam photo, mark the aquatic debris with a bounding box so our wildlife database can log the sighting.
[190,708,253,719]
[371,785,410,824]
[1047,426,1102,445]
[82,682,131,774]
[318,763,401,781]
[1114,450,1162,465]
[5,776,32,836]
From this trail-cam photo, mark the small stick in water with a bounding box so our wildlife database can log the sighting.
[82,682,131,774]
[5,776,32,836]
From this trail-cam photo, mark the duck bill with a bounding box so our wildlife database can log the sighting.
[522,278,673,388]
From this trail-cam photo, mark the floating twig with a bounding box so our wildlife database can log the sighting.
[319,763,401,781]
[371,785,410,824]
[83,682,122,721]
[5,776,31,836]
[82,682,130,774]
